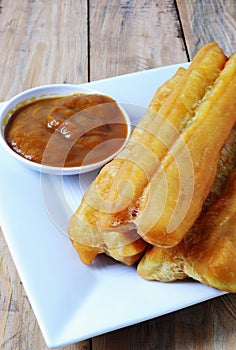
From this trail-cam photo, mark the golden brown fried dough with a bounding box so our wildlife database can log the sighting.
[68,43,227,265]
[68,66,186,265]
[137,242,186,282]
[137,126,236,281]
[135,52,236,247]
[184,167,236,292]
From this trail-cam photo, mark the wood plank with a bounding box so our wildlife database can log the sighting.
[176,0,236,58]
[0,0,88,102]
[92,294,236,349]
[89,0,188,81]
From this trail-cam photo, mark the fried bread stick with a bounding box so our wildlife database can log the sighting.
[184,167,236,292]
[134,52,236,248]
[137,126,236,281]
[68,43,226,265]
[69,66,186,264]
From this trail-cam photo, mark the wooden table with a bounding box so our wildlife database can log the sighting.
[0,1,236,349]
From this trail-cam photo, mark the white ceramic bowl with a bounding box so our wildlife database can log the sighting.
[0,84,131,175]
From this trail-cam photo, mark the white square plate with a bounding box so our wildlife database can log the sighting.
[0,63,225,348]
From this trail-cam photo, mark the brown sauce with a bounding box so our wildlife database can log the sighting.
[5,93,128,167]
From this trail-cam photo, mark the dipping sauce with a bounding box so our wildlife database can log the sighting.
[5,93,128,167]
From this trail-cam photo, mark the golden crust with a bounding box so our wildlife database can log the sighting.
[137,242,186,282]
[67,66,186,265]
[184,168,236,292]
[135,52,236,247]
[68,43,227,265]
[137,126,236,282]
[68,44,236,293]
[97,43,226,233]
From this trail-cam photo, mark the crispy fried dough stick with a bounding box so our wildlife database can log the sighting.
[184,167,236,292]
[137,126,236,281]
[68,43,226,265]
[134,52,236,248]
[97,43,226,227]
[69,67,186,265]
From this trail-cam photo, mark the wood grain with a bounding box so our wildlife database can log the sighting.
[89,0,188,80]
[176,0,236,58]
[0,0,88,102]
[93,294,236,350]
[1,0,236,349]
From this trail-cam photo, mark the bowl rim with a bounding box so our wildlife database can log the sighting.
[0,84,131,175]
